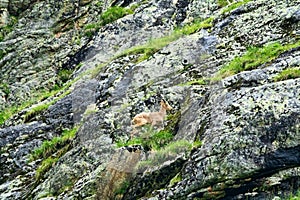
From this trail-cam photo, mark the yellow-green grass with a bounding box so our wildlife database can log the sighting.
[83,6,134,38]
[36,157,59,180]
[115,17,214,63]
[221,0,252,14]
[30,127,78,161]
[273,67,300,82]
[117,128,174,151]
[216,41,300,79]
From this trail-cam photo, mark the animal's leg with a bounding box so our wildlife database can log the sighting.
[130,128,139,139]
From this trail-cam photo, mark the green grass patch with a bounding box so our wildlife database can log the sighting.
[273,67,300,82]
[216,41,300,79]
[1,77,75,126]
[23,83,72,123]
[58,69,73,84]
[36,157,58,180]
[221,0,252,14]
[83,6,133,38]
[89,62,107,78]
[217,0,234,7]
[100,6,133,26]
[178,78,208,86]
[30,126,78,161]
[114,180,130,196]
[117,128,174,151]
[169,172,182,187]
[0,49,5,60]
[288,189,300,200]
[192,140,202,149]
[35,144,73,181]
[175,17,214,35]
[23,103,51,122]
[83,23,100,38]
[115,17,214,62]
[0,106,18,125]
[115,33,181,62]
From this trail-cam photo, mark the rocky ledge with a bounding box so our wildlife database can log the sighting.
[0,0,299,199]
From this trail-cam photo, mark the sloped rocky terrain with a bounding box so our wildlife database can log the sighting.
[0,0,299,199]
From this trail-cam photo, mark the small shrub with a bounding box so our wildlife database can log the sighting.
[273,67,300,82]
[147,130,174,150]
[165,111,181,133]
[58,69,73,84]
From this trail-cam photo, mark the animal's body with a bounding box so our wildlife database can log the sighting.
[131,100,172,137]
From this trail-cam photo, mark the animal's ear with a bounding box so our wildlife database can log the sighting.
[161,99,166,103]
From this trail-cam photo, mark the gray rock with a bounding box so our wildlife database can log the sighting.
[0,0,300,199]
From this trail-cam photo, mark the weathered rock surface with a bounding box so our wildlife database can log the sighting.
[0,0,299,199]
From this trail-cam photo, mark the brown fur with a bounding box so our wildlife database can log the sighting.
[131,100,172,137]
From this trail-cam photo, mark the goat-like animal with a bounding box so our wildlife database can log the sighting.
[131,100,173,132]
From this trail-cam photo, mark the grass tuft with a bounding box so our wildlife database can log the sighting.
[115,17,214,62]
[273,67,300,82]
[100,6,133,26]
[221,0,252,14]
[114,180,130,196]
[169,172,182,187]
[216,41,300,79]
[30,126,78,161]
[1,77,74,126]
[83,6,133,38]
[58,69,73,84]
[36,157,58,180]
[288,190,300,200]
[175,17,214,35]
[217,0,234,7]
[178,78,208,86]
[117,128,174,151]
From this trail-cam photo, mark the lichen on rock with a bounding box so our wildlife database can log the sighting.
[0,0,300,199]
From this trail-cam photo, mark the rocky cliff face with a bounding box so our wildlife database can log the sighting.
[0,0,299,199]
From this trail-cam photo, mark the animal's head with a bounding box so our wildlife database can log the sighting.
[161,99,173,111]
